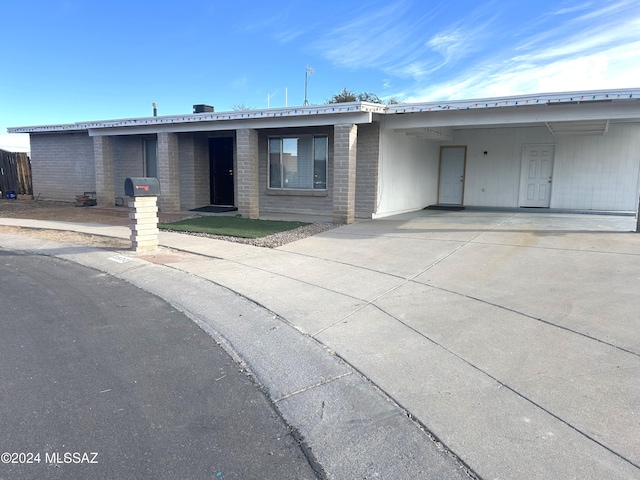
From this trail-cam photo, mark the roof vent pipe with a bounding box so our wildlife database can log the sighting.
[152,102,158,117]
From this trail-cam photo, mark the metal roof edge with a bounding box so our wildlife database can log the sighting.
[7,102,387,134]
[7,89,639,134]
[385,88,640,114]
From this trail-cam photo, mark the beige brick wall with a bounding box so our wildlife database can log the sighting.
[157,132,180,212]
[178,134,210,210]
[257,126,334,216]
[113,136,144,199]
[236,129,259,218]
[333,124,358,224]
[94,136,115,206]
[28,122,380,218]
[29,132,95,202]
[355,122,380,218]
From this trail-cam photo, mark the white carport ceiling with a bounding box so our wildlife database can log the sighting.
[394,126,453,140]
[545,120,609,136]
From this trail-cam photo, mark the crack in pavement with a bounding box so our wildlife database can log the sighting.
[273,373,353,403]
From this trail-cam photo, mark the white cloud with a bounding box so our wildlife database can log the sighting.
[551,2,595,16]
[402,1,640,101]
[312,1,437,73]
[405,39,640,102]
[230,74,248,89]
[427,29,465,56]
[313,0,500,83]
[273,29,304,44]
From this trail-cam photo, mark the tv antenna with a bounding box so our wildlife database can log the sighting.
[303,65,314,105]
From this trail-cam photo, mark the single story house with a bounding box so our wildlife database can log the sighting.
[8,88,640,223]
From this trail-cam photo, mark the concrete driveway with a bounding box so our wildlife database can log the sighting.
[312,211,640,477]
[2,209,639,479]
[172,209,640,479]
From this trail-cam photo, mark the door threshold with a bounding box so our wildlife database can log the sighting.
[190,205,238,213]
[424,204,465,211]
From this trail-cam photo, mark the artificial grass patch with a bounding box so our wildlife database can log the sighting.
[158,215,309,239]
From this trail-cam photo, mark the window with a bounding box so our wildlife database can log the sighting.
[143,138,158,178]
[269,135,327,190]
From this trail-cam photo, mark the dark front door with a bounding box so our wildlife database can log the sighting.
[209,137,234,205]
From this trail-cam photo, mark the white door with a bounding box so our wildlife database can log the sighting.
[439,146,466,205]
[519,145,554,207]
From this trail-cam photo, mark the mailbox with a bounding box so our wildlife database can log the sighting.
[125,177,161,197]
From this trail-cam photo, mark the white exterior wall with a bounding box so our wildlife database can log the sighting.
[448,126,555,207]
[447,124,640,211]
[376,125,440,217]
[552,123,640,211]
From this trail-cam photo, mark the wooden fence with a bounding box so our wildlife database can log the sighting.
[0,149,32,197]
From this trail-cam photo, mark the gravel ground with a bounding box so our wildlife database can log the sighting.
[183,222,339,248]
[0,199,338,248]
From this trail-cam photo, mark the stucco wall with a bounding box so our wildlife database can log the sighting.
[30,132,95,202]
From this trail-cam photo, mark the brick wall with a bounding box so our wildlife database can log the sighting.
[194,135,210,207]
[333,123,357,223]
[29,132,95,202]
[178,134,210,210]
[355,122,380,218]
[257,126,334,216]
[236,129,259,218]
[157,132,180,212]
[178,135,196,210]
[113,136,144,199]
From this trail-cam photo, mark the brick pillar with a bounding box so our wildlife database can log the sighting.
[236,129,259,219]
[333,124,358,224]
[93,136,114,206]
[157,132,180,212]
[129,196,159,252]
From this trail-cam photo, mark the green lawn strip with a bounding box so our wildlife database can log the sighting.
[158,216,309,239]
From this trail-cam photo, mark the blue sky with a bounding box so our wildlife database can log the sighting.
[1,0,639,151]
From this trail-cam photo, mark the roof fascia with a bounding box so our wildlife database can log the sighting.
[8,103,380,135]
[382,101,640,130]
[87,111,373,136]
[385,89,640,114]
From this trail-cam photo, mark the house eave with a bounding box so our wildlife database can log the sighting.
[383,99,640,130]
[386,89,640,114]
[7,89,640,135]
[7,102,382,135]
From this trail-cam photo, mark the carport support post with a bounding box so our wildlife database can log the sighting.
[129,196,159,252]
[157,132,180,213]
[636,196,640,233]
[236,128,259,219]
[333,123,358,224]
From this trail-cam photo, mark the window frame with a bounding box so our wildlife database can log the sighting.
[267,134,328,191]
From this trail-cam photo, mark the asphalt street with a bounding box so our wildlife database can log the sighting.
[0,250,322,480]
